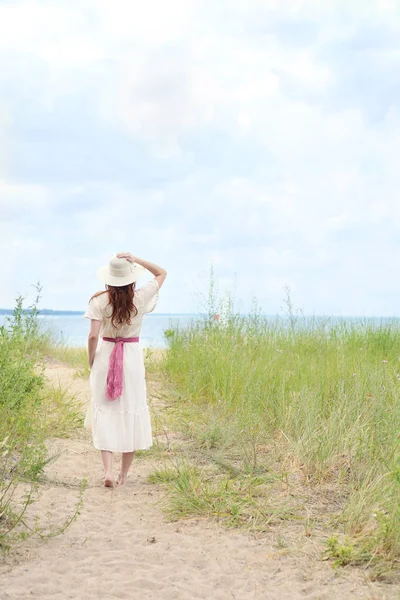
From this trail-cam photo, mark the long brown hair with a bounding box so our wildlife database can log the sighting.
[90,284,138,328]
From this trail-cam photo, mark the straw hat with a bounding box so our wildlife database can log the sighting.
[97,256,146,287]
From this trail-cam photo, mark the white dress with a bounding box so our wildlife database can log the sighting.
[84,279,159,453]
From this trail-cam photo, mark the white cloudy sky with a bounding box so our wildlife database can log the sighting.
[0,0,399,315]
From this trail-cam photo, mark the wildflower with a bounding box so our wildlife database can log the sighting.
[382,360,388,364]
[352,373,356,377]
[276,349,283,354]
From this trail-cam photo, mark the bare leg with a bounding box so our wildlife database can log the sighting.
[117,451,135,486]
[101,450,114,487]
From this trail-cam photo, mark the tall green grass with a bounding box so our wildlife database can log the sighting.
[160,292,400,571]
[0,289,83,550]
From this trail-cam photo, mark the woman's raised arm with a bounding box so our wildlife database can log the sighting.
[116,252,167,289]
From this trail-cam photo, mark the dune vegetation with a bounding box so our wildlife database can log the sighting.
[0,290,84,551]
[153,286,400,578]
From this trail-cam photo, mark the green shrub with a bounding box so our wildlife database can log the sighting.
[0,287,83,549]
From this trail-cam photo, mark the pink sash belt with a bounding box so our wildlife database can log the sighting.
[102,337,139,401]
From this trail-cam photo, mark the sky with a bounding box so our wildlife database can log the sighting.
[0,0,400,316]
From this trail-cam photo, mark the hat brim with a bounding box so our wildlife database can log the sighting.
[97,263,147,287]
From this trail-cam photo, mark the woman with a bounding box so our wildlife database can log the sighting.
[84,252,167,488]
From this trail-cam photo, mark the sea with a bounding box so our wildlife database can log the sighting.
[0,313,198,348]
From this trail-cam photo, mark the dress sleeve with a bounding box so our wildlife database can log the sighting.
[84,296,103,321]
[138,279,159,314]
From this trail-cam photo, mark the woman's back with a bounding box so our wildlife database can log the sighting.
[85,279,159,338]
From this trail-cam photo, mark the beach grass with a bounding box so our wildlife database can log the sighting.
[153,291,400,575]
[0,290,85,550]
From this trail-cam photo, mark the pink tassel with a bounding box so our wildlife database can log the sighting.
[103,337,139,401]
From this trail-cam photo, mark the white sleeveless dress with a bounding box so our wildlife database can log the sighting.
[84,279,159,452]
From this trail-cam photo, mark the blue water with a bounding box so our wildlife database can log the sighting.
[0,314,197,348]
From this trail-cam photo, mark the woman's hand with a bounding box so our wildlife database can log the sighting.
[116,254,167,289]
[116,252,136,264]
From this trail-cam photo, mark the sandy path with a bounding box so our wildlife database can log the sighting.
[0,364,398,600]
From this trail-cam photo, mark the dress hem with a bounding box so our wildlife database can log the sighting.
[93,442,153,453]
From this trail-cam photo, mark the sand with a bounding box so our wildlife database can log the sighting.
[0,363,398,600]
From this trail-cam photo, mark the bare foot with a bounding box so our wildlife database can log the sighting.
[104,473,114,488]
[116,473,126,486]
